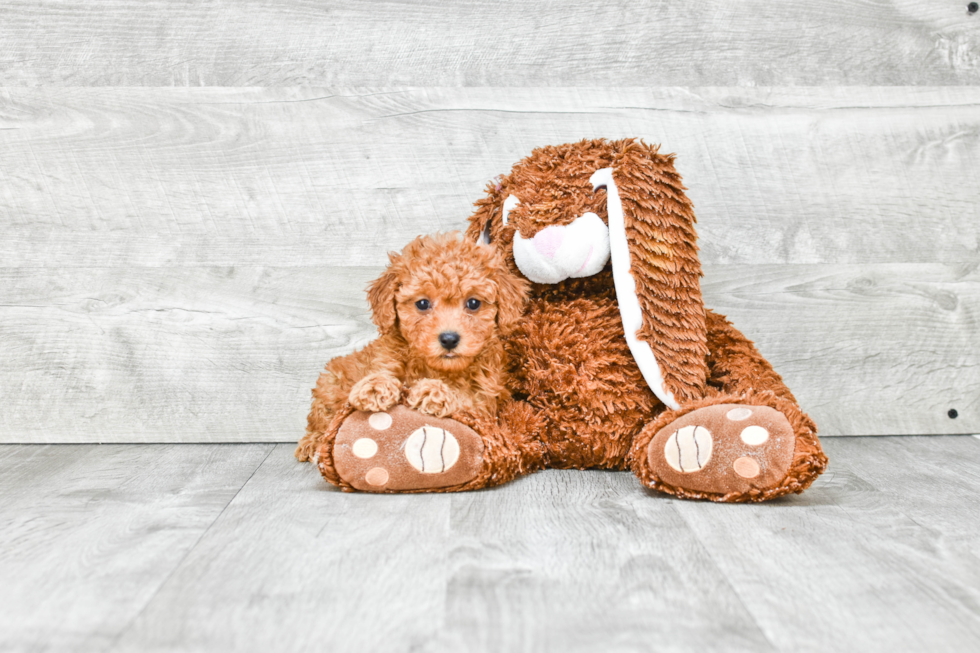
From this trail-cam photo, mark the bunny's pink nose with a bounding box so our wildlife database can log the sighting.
[532,226,564,258]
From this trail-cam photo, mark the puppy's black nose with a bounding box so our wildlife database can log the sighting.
[438,332,461,350]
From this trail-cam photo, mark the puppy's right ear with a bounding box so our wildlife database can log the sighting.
[493,267,529,336]
[367,256,400,336]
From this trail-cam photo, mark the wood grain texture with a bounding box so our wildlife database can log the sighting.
[829,435,980,559]
[1,87,978,268]
[0,266,378,443]
[672,437,980,652]
[113,444,458,652]
[0,1,979,86]
[1,262,975,443]
[0,443,272,653]
[702,263,980,437]
[3,439,980,652]
[107,446,776,652]
[1,87,976,443]
[437,469,772,652]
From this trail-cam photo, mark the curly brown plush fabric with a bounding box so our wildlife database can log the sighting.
[310,138,827,502]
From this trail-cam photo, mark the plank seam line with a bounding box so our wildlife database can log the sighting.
[175,90,408,105]
[104,443,276,649]
[668,503,779,651]
[366,108,608,122]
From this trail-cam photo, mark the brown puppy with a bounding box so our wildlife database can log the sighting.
[295,232,528,462]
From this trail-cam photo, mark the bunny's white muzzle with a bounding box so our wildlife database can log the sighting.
[512,212,611,285]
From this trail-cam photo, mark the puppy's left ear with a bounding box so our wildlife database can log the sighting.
[366,254,400,336]
[492,264,530,335]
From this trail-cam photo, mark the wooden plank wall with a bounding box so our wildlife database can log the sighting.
[1,3,978,443]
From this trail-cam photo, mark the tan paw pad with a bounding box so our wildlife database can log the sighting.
[726,407,753,421]
[351,438,378,459]
[664,426,713,473]
[732,457,760,478]
[739,425,769,446]
[405,427,460,473]
[364,467,389,486]
[368,412,393,430]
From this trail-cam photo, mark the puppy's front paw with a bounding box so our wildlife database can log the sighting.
[405,379,464,418]
[349,373,402,412]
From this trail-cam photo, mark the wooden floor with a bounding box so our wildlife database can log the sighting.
[3,437,980,653]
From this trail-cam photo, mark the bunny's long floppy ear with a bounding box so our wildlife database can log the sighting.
[590,144,708,410]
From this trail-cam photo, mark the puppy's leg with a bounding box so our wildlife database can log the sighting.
[295,431,320,462]
[296,338,403,462]
[295,369,347,462]
[349,372,403,412]
[405,379,470,418]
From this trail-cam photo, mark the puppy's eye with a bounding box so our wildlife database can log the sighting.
[465,298,481,311]
[415,299,431,311]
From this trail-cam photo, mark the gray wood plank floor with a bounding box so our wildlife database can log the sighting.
[3,438,979,653]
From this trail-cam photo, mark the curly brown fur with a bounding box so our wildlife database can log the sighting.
[461,138,826,500]
[503,274,659,469]
[295,232,529,462]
